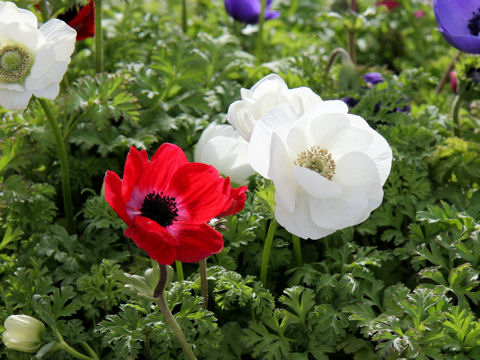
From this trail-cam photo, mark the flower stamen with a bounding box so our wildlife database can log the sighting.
[141,192,178,228]
[468,8,480,36]
[294,146,336,180]
[0,45,32,82]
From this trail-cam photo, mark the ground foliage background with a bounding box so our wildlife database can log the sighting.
[1,0,480,358]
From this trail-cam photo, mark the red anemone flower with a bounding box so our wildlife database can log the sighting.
[104,144,246,265]
[58,0,95,41]
[377,0,400,11]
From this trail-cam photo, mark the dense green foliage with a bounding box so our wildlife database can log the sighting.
[1,0,479,358]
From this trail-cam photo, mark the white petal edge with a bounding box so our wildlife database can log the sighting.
[291,166,342,199]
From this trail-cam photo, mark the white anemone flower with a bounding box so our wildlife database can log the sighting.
[0,1,76,110]
[2,314,45,353]
[248,101,392,239]
[227,74,323,141]
[194,122,255,185]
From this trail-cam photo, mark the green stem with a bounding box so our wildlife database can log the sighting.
[451,95,463,136]
[325,47,353,75]
[39,0,49,22]
[93,0,103,73]
[182,0,187,33]
[38,99,74,234]
[292,235,302,267]
[175,260,184,282]
[259,219,278,286]
[155,264,197,360]
[64,111,90,141]
[144,329,151,360]
[347,29,356,65]
[199,258,208,310]
[59,342,92,360]
[256,0,267,64]
[80,342,98,360]
[287,0,299,16]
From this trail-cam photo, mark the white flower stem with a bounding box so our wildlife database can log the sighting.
[154,263,197,360]
[38,98,74,234]
[260,218,278,286]
[256,0,267,64]
[199,258,208,310]
[94,0,103,73]
[292,235,302,267]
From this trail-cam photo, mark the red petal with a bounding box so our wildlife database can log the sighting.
[121,146,148,203]
[170,163,230,223]
[138,143,188,195]
[68,0,95,41]
[172,223,224,263]
[217,184,247,217]
[104,170,132,226]
[124,216,180,264]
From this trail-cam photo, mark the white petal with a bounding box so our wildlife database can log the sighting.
[301,111,350,147]
[348,114,392,185]
[275,191,336,240]
[0,82,24,91]
[309,191,369,230]
[39,19,76,60]
[0,89,32,110]
[286,87,323,114]
[250,73,288,94]
[194,123,254,185]
[0,2,38,28]
[291,166,342,199]
[25,59,69,91]
[324,126,373,159]
[32,82,59,99]
[248,104,298,176]
[269,132,296,212]
[334,152,381,191]
[2,21,40,51]
[286,125,307,155]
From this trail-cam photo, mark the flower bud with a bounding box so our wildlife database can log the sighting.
[2,315,45,353]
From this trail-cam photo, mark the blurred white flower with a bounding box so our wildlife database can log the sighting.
[227,74,322,141]
[248,101,392,239]
[0,1,76,110]
[194,122,255,185]
[2,315,45,353]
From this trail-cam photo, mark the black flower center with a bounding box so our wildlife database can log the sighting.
[468,8,480,36]
[140,192,178,228]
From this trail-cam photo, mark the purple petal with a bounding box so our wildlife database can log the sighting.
[363,72,384,85]
[224,0,280,24]
[439,29,480,53]
[433,0,478,35]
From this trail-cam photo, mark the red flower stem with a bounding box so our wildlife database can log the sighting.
[351,0,357,12]
[199,259,208,310]
[259,218,278,286]
[175,260,184,281]
[292,235,302,267]
[325,47,353,75]
[38,99,74,234]
[181,0,187,32]
[154,263,197,360]
[435,51,461,95]
[256,0,267,64]
[93,0,103,73]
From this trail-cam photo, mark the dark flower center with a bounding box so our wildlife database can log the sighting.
[467,67,480,85]
[140,192,178,228]
[468,8,480,36]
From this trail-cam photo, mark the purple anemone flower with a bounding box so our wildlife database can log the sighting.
[433,0,480,54]
[224,0,280,24]
[363,72,384,85]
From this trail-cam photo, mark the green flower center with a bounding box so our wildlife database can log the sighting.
[294,146,336,180]
[0,45,32,82]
